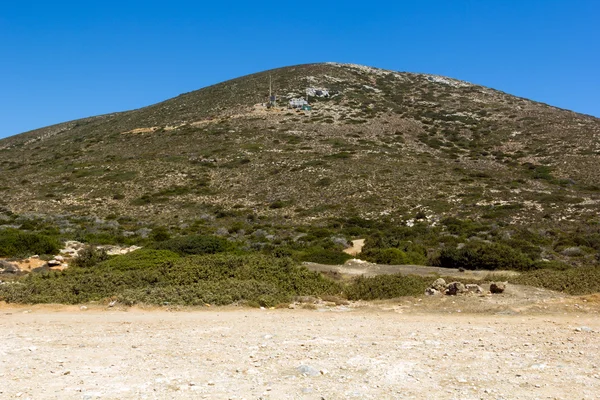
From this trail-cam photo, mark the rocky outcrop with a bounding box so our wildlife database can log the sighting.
[445,282,466,296]
[0,260,20,274]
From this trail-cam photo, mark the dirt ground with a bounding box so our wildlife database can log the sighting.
[7,258,48,273]
[343,239,366,257]
[304,259,520,280]
[1,299,599,400]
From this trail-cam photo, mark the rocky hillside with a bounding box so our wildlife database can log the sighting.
[1,63,599,227]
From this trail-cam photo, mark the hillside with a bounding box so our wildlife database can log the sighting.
[0,62,599,228]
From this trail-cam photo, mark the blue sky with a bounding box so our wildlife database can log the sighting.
[1,0,598,139]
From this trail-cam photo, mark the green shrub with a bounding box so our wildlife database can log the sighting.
[530,260,571,271]
[441,217,488,237]
[79,232,127,245]
[345,274,430,300]
[151,226,171,242]
[152,235,228,255]
[297,248,352,265]
[362,248,407,264]
[500,238,542,260]
[0,229,61,258]
[0,254,341,306]
[71,246,109,268]
[361,247,427,265]
[97,249,180,271]
[437,242,532,271]
[513,267,600,295]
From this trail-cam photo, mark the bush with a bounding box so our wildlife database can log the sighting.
[437,242,532,271]
[152,235,229,255]
[441,217,488,237]
[97,249,180,271]
[345,274,430,300]
[71,246,109,268]
[513,267,600,295]
[0,229,61,258]
[0,253,341,306]
[362,248,407,264]
[297,248,352,265]
[151,226,171,242]
[530,260,571,271]
[361,248,427,265]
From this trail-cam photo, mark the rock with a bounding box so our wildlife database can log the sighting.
[490,282,506,294]
[575,326,593,333]
[431,278,447,292]
[47,259,62,267]
[465,284,484,294]
[32,265,51,273]
[425,287,439,296]
[297,365,320,377]
[100,245,142,256]
[54,255,64,262]
[0,260,20,274]
[331,236,349,247]
[216,227,229,236]
[445,282,466,296]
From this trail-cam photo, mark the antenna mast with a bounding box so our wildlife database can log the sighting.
[268,74,276,107]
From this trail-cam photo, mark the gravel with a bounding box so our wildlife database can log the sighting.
[0,306,599,399]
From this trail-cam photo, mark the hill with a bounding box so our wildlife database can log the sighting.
[0,62,599,232]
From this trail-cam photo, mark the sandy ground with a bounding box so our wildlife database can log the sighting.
[343,240,365,257]
[1,303,599,400]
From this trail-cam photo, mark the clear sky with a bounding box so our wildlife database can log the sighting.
[1,0,598,139]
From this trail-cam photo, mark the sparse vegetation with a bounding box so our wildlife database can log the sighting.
[512,267,600,295]
[0,63,599,305]
[436,242,533,271]
[345,274,431,300]
[0,252,341,306]
[151,235,229,256]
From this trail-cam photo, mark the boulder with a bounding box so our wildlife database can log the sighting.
[490,282,506,294]
[445,282,466,296]
[431,278,447,292]
[0,260,20,274]
[297,365,320,377]
[425,287,439,296]
[465,284,484,294]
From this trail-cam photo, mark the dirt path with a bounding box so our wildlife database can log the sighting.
[304,259,519,280]
[1,305,599,399]
[343,239,365,256]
